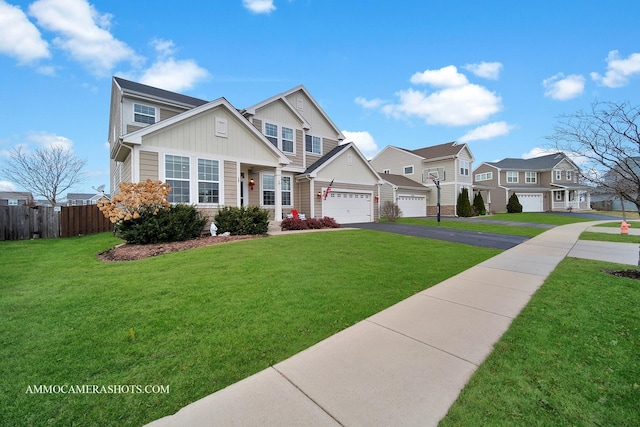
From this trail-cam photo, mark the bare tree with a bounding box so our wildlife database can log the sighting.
[1,145,86,206]
[547,101,640,214]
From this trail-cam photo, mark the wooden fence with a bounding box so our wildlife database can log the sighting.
[0,205,112,240]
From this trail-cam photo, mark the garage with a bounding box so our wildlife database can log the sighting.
[397,194,426,217]
[516,193,543,212]
[322,191,373,224]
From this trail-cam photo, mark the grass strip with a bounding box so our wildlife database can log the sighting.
[440,258,640,426]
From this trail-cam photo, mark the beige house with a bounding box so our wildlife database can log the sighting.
[472,152,591,212]
[378,174,430,217]
[370,142,475,216]
[108,77,381,224]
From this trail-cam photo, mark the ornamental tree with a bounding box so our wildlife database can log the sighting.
[97,179,171,224]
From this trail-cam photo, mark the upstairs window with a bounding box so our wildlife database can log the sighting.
[265,123,278,146]
[305,135,321,154]
[281,127,294,153]
[525,171,537,183]
[404,165,414,175]
[134,103,156,125]
[566,170,573,181]
[459,160,470,176]
[475,171,493,181]
[555,170,562,180]
[506,171,518,183]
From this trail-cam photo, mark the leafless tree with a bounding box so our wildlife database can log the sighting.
[547,101,640,214]
[1,145,86,206]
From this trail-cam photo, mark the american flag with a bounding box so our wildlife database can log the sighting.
[323,179,334,200]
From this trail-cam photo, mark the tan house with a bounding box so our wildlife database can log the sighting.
[370,142,475,216]
[108,77,381,224]
[378,174,430,217]
[472,152,591,212]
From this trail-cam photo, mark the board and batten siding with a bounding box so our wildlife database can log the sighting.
[139,150,159,181]
[316,148,378,185]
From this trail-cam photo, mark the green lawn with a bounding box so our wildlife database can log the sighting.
[440,257,640,426]
[397,218,545,237]
[481,212,594,225]
[0,230,500,426]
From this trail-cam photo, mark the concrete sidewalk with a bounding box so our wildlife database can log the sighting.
[147,221,638,427]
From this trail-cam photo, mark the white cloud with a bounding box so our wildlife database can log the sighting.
[543,73,585,100]
[0,0,49,64]
[522,147,559,159]
[463,62,503,80]
[29,0,139,76]
[383,85,502,126]
[0,181,17,191]
[591,50,640,88]
[410,65,468,88]
[242,0,276,14]
[138,58,209,93]
[342,130,379,159]
[459,121,514,142]
[151,38,176,58]
[28,131,74,151]
[355,96,385,109]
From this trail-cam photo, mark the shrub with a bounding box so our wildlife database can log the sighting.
[280,216,340,231]
[281,217,308,230]
[305,218,324,229]
[97,179,171,224]
[320,216,341,228]
[117,204,206,244]
[456,188,474,217]
[473,192,487,216]
[214,206,269,235]
[380,201,402,222]
[507,193,523,213]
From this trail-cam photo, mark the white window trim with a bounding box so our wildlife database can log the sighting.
[459,160,470,176]
[403,165,414,175]
[506,171,518,183]
[305,134,322,155]
[475,171,493,181]
[165,154,191,204]
[260,172,293,207]
[264,122,296,154]
[566,170,573,181]
[525,171,537,183]
[133,103,156,125]
[197,158,221,205]
[555,169,562,180]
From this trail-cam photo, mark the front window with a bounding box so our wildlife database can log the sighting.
[525,172,537,183]
[305,135,321,154]
[198,159,219,203]
[166,155,190,203]
[281,176,291,205]
[475,171,493,181]
[265,123,278,146]
[281,127,294,153]
[507,171,518,183]
[555,191,563,201]
[459,160,469,176]
[134,103,156,125]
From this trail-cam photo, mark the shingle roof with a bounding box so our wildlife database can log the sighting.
[302,144,348,175]
[380,173,427,189]
[488,152,569,170]
[402,141,466,159]
[114,77,209,108]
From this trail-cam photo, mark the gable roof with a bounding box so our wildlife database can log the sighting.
[380,173,428,189]
[244,85,345,141]
[300,142,381,181]
[488,152,575,171]
[404,141,471,161]
[0,191,33,200]
[119,97,290,165]
[114,76,209,108]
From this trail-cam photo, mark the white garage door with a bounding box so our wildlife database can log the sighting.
[516,193,543,212]
[322,191,372,224]
[397,195,426,217]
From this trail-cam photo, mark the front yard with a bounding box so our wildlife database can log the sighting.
[1,230,499,426]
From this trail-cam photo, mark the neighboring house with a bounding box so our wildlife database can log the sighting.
[378,173,430,217]
[108,77,381,224]
[0,191,34,206]
[472,152,591,213]
[66,192,110,206]
[370,141,475,216]
[590,156,640,212]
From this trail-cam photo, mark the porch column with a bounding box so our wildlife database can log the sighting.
[275,166,283,221]
[565,189,569,208]
[309,178,315,219]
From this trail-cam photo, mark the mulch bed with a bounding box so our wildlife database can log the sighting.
[604,269,640,280]
[98,235,264,262]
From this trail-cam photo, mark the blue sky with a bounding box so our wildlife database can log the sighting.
[1,0,640,196]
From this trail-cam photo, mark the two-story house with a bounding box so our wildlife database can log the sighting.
[108,77,381,225]
[370,142,475,216]
[0,191,34,206]
[472,152,590,212]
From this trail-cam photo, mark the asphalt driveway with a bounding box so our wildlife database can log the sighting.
[344,222,529,250]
